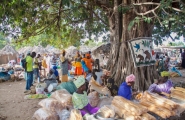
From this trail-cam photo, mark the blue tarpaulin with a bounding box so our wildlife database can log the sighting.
[0,72,11,81]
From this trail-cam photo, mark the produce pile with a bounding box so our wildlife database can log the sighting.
[136,91,179,119]
[112,96,156,120]
[171,87,185,101]
[33,89,113,120]
[32,78,185,120]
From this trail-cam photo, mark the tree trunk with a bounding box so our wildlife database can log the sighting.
[107,0,159,91]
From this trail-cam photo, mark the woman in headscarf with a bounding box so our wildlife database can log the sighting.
[82,53,94,71]
[74,51,83,75]
[118,74,136,100]
[148,71,173,95]
[72,76,99,117]
[60,50,68,82]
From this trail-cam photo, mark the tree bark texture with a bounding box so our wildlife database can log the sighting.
[107,0,159,91]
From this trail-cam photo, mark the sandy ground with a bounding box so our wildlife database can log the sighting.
[0,69,185,120]
[0,81,40,120]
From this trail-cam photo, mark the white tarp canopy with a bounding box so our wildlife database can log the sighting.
[79,45,91,53]
[65,46,78,58]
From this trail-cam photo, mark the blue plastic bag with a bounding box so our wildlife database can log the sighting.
[0,72,11,81]
[171,67,182,76]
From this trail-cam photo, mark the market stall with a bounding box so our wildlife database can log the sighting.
[31,76,185,120]
[0,45,19,65]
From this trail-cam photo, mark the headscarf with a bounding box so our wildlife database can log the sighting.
[74,76,85,88]
[126,74,136,83]
[161,71,170,77]
[85,53,90,58]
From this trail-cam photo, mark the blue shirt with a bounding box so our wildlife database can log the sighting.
[118,82,132,100]
[53,66,59,77]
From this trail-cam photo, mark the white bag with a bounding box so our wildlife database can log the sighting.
[38,98,64,112]
[33,108,59,120]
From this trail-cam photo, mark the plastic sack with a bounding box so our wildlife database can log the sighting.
[97,96,113,108]
[38,98,64,112]
[171,67,182,76]
[69,109,83,120]
[88,91,100,107]
[99,105,115,118]
[57,109,70,120]
[33,108,59,120]
[51,89,72,107]
[56,81,77,94]
[36,83,47,94]
[0,72,10,81]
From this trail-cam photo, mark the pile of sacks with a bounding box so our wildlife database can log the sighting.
[33,89,81,120]
[33,88,114,120]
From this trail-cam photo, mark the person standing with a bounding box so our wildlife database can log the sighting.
[25,52,36,92]
[181,49,185,68]
[74,51,83,75]
[33,54,41,83]
[46,54,51,75]
[82,54,94,71]
[42,54,47,77]
[60,50,68,82]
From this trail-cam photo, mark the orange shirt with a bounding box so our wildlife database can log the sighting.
[82,58,93,71]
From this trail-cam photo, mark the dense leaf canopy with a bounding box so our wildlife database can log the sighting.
[0,0,185,46]
[0,32,8,49]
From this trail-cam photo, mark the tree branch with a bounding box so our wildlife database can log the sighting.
[133,2,160,6]
[92,11,108,26]
[133,4,160,16]
[170,7,185,13]
[13,17,58,43]
[152,10,162,26]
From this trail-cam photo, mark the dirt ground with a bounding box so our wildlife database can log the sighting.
[0,70,185,120]
[0,81,40,120]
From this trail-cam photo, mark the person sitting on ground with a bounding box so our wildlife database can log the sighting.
[72,76,99,117]
[148,71,173,95]
[106,78,118,96]
[101,70,118,96]
[44,69,57,88]
[118,74,136,100]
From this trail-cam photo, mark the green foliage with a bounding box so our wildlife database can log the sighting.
[0,33,8,49]
[0,0,108,43]
[118,6,130,14]
[83,39,103,48]
[0,0,184,48]
[128,17,152,31]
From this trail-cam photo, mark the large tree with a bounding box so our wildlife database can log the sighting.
[0,0,185,90]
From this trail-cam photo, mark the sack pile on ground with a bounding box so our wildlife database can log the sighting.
[33,89,84,120]
[136,91,179,119]
[111,96,156,120]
